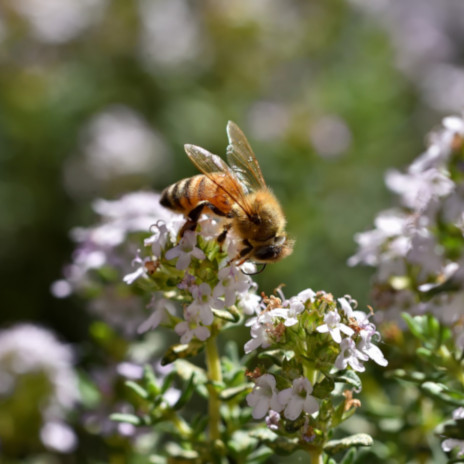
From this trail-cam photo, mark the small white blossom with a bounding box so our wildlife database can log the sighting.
[237,292,262,316]
[174,320,210,344]
[442,439,464,457]
[316,310,354,343]
[123,250,149,284]
[138,293,177,333]
[214,265,251,307]
[186,283,223,326]
[40,421,77,453]
[244,312,276,354]
[144,220,172,258]
[357,330,388,367]
[335,338,369,372]
[165,230,205,270]
[277,377,319,421]
[453,407,464,420]
[246,374,283,419]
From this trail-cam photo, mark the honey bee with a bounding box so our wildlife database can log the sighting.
[160,121,294,266]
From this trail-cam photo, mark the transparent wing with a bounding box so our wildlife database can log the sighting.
[184,143,253,216]
[226,121,266,192]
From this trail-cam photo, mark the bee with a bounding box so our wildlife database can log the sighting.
[160,121,294,267]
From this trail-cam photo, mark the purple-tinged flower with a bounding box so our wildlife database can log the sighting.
[165,230,205,270]
[277,377,319,421]
[186,283,223,326]
[213,265,251,307]
[144,220,173,258]
[316,310,354,343]
[357,331,388,367]
[123,249,150,284]
[442,439,464,457]
[335,338,369,372]
[174,320,210,344]
[246,374,283,419]
[244,312,276,353]
[265,410,281,431]
[138,292,177,333]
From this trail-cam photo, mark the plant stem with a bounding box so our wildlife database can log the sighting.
[309,448,323,464]
[205,334,222,442]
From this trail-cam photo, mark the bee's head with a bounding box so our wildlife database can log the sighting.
[251,235,294,263]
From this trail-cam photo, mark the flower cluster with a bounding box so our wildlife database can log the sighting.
[245,290,387,430]
[349,114,464,343]
[0,324,80,453]
[123,209,259,344]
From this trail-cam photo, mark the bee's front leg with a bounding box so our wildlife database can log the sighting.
[229,239,253,265]
[180,202,230,237]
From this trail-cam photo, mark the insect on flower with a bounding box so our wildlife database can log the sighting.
[160,121,294,269]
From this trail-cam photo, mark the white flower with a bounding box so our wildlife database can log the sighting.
[277,377,319,421]
[0,325,79,413]
[213,265,251,307]
[335,338,369,372]
[385,168,454,212]
[165,230,205,270]
[40,421,77,453]
[442,439,464,457]
[123,250,149,284]
[186,283,223,326]
[357,331,388,367]
[316,310,354,343]
[144,220,172,258]
[246,374,283,419]
[138,293,177,333]
[238,292,262,316]
[453,407,464,420]
[174,321,210,344]
[244,312,275,353]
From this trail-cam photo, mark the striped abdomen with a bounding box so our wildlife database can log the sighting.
[160,174,235,216]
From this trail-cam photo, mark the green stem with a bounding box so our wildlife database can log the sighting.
[205,334,222,442]
[309,448,323,464]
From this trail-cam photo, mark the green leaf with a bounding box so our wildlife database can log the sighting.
[219,384,251,401]
[175,359,208,397]
[340,448,357,464]
[125,380,149,399]
[313,376,335,398]
[402,313,426,341]
[173,373,196,410]
[110,413,142,426]
[161,341,205,364]
[246,447,274,464]
[334,370,362,391]
[250,428,299,455]
[324,433,373,455]
[143,364,160,396]
[212,306,241,322]
[420,381,464,407]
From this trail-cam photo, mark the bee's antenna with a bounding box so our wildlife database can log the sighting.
[241,263,267,276]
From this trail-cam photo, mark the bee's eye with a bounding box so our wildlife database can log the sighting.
[254,245,280,261]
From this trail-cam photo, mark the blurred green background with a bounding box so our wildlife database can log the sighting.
[1,0,464,460]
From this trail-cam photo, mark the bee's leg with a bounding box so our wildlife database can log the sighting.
[229,239,253,265]
[180,202,230,236]
[217,223,232,246]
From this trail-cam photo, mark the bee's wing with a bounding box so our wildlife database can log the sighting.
[184,143,253,216]
[226,121,267,192]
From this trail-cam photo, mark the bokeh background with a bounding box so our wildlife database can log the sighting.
[2,0,464,462]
